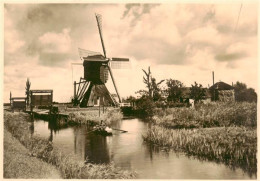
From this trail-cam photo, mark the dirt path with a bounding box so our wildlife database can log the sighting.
[4,129,62,179]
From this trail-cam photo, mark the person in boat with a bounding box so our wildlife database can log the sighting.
[100,120,112,133]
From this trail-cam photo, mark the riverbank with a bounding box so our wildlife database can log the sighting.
[153,102,257,129]
[143,102,257,176]
[4,129,61,178]
[143,125,256,174]
[67,108,123,126]
[4,111,136,179]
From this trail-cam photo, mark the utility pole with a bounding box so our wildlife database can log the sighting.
[212,71,214,86]
[212,71,215,101]
[74,81,76,102]
[10,91,12,106]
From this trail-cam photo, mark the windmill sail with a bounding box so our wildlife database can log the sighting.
[73,13,130,107]
[95,13,107,57]
[78,48,101,60]
[111,58,130,69]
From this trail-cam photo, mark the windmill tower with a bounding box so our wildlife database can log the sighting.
[73,14,129,107]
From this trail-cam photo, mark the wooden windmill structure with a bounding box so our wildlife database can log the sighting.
[73,14,129,107]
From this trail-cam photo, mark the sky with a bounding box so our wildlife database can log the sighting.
[3,2,258,103]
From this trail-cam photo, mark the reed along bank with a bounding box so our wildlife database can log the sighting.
[4,111,136,179]
[143,102,257,175]
[4,129,62,178]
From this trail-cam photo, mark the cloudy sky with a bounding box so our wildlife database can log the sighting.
[3,2,258,103]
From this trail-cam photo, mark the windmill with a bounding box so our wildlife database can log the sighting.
[73,13,130,107]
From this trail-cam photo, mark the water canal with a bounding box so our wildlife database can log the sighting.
[31,117,255,179]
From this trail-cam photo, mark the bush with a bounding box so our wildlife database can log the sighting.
[153,102,257,129]
[103,108,123,126]
[166,102,187,108]
[135,96,156,118]
[67,108,123,126]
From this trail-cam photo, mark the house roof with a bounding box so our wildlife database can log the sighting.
[209,81,234,90]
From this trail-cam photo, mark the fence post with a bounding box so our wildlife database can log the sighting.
[99,101,101,117]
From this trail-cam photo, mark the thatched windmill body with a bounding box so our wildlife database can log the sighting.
[73,14,129,107]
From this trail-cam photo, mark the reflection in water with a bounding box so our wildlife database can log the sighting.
[73,126,110,164]
[31,117,256,179]
[49,129,53,142]
[85,133,110,164]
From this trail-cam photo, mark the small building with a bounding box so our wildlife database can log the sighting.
[30,90,53,108]
[209,82,235,102]
[9,92,26,111]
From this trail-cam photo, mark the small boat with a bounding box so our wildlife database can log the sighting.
[93,126,113,136]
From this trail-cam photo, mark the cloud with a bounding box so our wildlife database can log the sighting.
[122,4,140,18]
[4,4,98,66]
[215,52,247,61]
[122,4,159,20]
[3,3,258,103]
[39,28,72,53]
[4,8,25,54]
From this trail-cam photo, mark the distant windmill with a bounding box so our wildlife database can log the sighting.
[73,13,130,107]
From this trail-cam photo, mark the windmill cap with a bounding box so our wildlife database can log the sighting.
[83,54,108,62]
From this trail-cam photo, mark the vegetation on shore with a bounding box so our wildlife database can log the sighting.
[67,108,123,126]
[4,129,61,179]
[4,111,136,179]
[153,102,257,129]
[142,101,257,175]
[125,67,257,120]
[143,125,257,174]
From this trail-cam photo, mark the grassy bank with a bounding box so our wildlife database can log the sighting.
[143,125,257,174]
[4,111,135,179]
[4,129,61,179]
[67,108,123,126]
[153,102,256,129]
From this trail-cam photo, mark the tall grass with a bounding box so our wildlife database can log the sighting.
[153,102,257,129]
[4,111,136,179]
[67,108,123,126]
[4,129,61,179]
[143,125,257,174]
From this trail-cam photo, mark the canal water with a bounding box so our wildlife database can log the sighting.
[31,118,256,179]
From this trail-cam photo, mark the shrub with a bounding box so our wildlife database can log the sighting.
[143,125,257,174]
[135,96,156,118]
[153,102,257,129]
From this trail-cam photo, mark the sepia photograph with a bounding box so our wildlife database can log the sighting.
[2,1,258,179]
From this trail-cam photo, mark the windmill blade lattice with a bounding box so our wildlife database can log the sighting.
[78,48,101,60]
[111,58,130,69]
[95,13,107,58]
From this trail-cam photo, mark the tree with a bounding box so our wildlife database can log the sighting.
[189,82,205,103]
[234,81,257,102]
[151,77,164,101]
[25,78,31,106]
[165,79,184,102]
[135,95,156,118]
[123,96,136,103]
[138,66,164,101]
[142,66,153,97]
